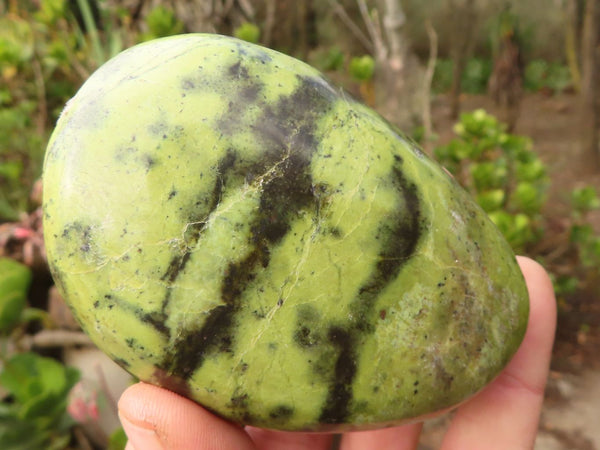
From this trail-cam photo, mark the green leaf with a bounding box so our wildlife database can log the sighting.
[571,186,600,213]
[234,23,261,44]
[516,158,546,182]
[570,224,594,244]
[471,161,507,190]
[553,275,579,296]
[0,161,23,181]
[0,258,31,332]
[0,17,34,66]
[108,428,128,450]
[35,0,67,25]
[511,182,544,215]
[476,189,505,212]
[349,55,375,82]
[0,353,79,410]
[143,6,184,41]
[461,58,492,94]
[311,47,345,72]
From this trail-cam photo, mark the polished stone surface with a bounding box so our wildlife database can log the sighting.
[43,34,528,431]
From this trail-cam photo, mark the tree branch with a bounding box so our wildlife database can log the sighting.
[23,329,94,349]
[422,19,438,154]
[357,0,387,62]
[328,0,374,53]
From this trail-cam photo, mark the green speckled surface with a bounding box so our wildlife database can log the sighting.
[42,34,528,431]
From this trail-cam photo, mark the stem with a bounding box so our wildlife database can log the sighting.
[21,330,93,350]
[76,0,105,67]
[329,0,374,53]
[422,19,438,154]
[31,57,47,136]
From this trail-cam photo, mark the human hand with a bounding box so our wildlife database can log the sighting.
[118,256,556,450]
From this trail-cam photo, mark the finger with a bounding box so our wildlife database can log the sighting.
[245,427,333,450]
[440,256,556,450]
[118,382,257,450]
[339,422,423,450]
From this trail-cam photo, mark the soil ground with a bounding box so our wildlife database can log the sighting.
[420,92,600,449]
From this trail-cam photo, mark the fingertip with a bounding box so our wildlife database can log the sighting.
[514,255,557,375]
[516,255,556,316]
[118,382,255,450]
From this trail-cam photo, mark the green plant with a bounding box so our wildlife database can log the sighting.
[524,59,572,93]
[233,22,261,44]
[0,258,32,333]
[432,58,454,94]
[140,5,184,42]
[431,57,493,95]
[349,55,375,82]
[434,109,549,253]
[569,186,600,269]
[461,58,493,94]
[0,352,80,450]
[108,427,128,450]
[310,46,345,72]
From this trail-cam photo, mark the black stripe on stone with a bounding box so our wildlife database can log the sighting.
[160,148,236,287]
[318,327,357,424]
[158,75,334,388]
[318,159,422,425]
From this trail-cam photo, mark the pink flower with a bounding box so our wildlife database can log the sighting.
[13,227,33,240]
[67,381,100,422]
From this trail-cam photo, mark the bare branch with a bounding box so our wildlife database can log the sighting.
[236,0,255,20]
[422,19,438,154]
[381,0,406,63]
[357,0,387,61]
[24,329,94,349]
[263,0,276,46]
[329,0,374,53]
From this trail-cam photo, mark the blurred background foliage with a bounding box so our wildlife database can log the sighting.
[1,0,600,448]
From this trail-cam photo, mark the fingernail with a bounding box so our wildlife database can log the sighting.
[120,414,164,450]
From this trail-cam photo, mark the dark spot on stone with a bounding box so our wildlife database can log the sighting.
[228,60,250,79]
[153,368,191,399]
[229,393,249,408]
[379,309,387,320]
[269,405,294,421]
[113,357,130,368]
[142,154,156,170]
[294,326,318,348]
[93,300,100,308]
[126,337,135,348]
[330,227,342,238]
[168,190,177,200]
[181,78,195,90]
[277,298,284,307]
[241,84,261,102]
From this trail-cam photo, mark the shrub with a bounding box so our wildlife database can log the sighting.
[435,109,600,301]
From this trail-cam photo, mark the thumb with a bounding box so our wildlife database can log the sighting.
[118,382,257,450]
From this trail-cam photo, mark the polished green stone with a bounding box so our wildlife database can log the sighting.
[42,34,528,432]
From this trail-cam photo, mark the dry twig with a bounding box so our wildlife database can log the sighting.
[422,19,438,154]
